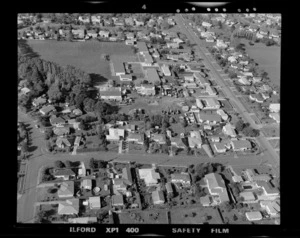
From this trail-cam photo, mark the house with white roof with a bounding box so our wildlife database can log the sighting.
[138,168,161,186]
[161,64,171,76]
[106,128,125,141]
[222,123,237,137]
[231,139,252,151]
[269,103,280,113]
[203,98,220,110]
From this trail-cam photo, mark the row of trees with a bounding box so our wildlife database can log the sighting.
[235,119,260,137]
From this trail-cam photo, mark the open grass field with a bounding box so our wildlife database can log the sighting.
[37,187,59,202]
[26,39,135,84]
[262,126,280,138]
[170,206,223,224]
[244,42,280,87]
[268,139,280,149]
[119,210,168,224]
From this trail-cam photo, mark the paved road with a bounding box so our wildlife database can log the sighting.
[175,15,279,173]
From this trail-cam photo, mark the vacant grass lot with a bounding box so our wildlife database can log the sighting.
[245,42,280,87]
[268,139,280,149]
[170,206,222,224]
[262,127,280,138]
[27,39,135,82]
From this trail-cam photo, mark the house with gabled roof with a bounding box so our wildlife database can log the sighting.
[39,105,56,115]
[58,181,74,198]
[138,168,160,186]
[112,194,124,207]
[32,96,47,107]
[89,196,101,209]
[231,139,252,151]
[152,190,165,205]
[222,123,237,137]
[171,173,191,187]
[54,169,75,181]
[58,198,79,215]
[56,136,71,149]
[53,127,70,136]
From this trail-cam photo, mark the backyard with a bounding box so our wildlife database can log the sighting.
[26,39,136,85]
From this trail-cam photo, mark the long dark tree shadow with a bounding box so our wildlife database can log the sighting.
[89,73,109,86]
[18,39,40,58]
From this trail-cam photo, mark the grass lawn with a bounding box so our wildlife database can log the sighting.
[170,206,222,224]
[261,126,280,137]
[26,39,135,84]
[37,187,59,202]
[250,114,261,125]
[221,100,234,111]
[119,210,168,224]
[244,42,280,88]
[268,139,280,149]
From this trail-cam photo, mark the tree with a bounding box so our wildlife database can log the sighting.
[54,160,65,168]
[64,160,72,168]
[235,119,245,132]
[89,158,96,169]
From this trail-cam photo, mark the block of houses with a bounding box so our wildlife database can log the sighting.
[58,181,74,198]
[112,194,124,207]
[58,199,79,215]
[39,105,56,115]
[202,173,230,205]
[138,168,160,186]
[56,136,71,149]
[222,123,237,137]
[231,139,252,151]
[81,179,92,190]
[245,211,263,221]
[54,169,75,181]
[171,173,191,187]
[89,196,101,209]
[106,128,125,141]
[152,190,165,205]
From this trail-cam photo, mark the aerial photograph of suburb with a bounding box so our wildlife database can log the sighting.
[17,13,280,224]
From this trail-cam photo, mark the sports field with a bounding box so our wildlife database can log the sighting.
[26,39,136,81]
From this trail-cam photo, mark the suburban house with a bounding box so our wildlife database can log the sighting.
[202,98,220,109]
[89,196,101,209]
[56,136,71,149]
[39,105,56,115]
[188,136,202,149]
[127,133,144,144]
[99,87,122,101]
[136,41,148,54]
[74,136,82,147]
[222,123,237,137]
[200,195,214,207]
[269,103,280,113]
[58,181,75,198]
[202,21,212,28]
[196,98,204,109]
[54,169,76,181]
[58,199,79,215]
[119,74,133,82]
[196,112,222,125]
[260,200,280,217]
[245,211,263,221]
[170,137,186,148]
[20,87,31,95]
[91,15,101,24]
[269,113,280,123]
[136,84,156,96]
[106,128,125,141]
[216,109,228,121]
[99,31,110,38]
[171,173,191,187]
[167,42,179,49]
[50,116,65,127]
[231,139,252,151]
[249,94,264,103]
[112,194,124,207]
[32,96,47,107]
[113,178,129,192]
[152,190,165,205]
[256,181,280,197]
[53,127,70,136]
[81,179,92,190]
[238,77,251,85]
[112,58,126,76]
[165,182,173,194]
[240,191,256,203]
[213,141,231,153]
[138,168,160,186]
[206,85,217,96]
[152,134,166,144]
[68,217,98,224]
[161,64,171,76]
[122,167,133,185]
[202,173,230,205]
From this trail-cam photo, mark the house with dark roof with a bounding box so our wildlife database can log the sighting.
[122,167,133,185]
[50,116,65,127]
[196,112,222,125]
[112,194,124,207]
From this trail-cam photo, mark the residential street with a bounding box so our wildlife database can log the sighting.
[174,15,279,173]
[17,107,270,223]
